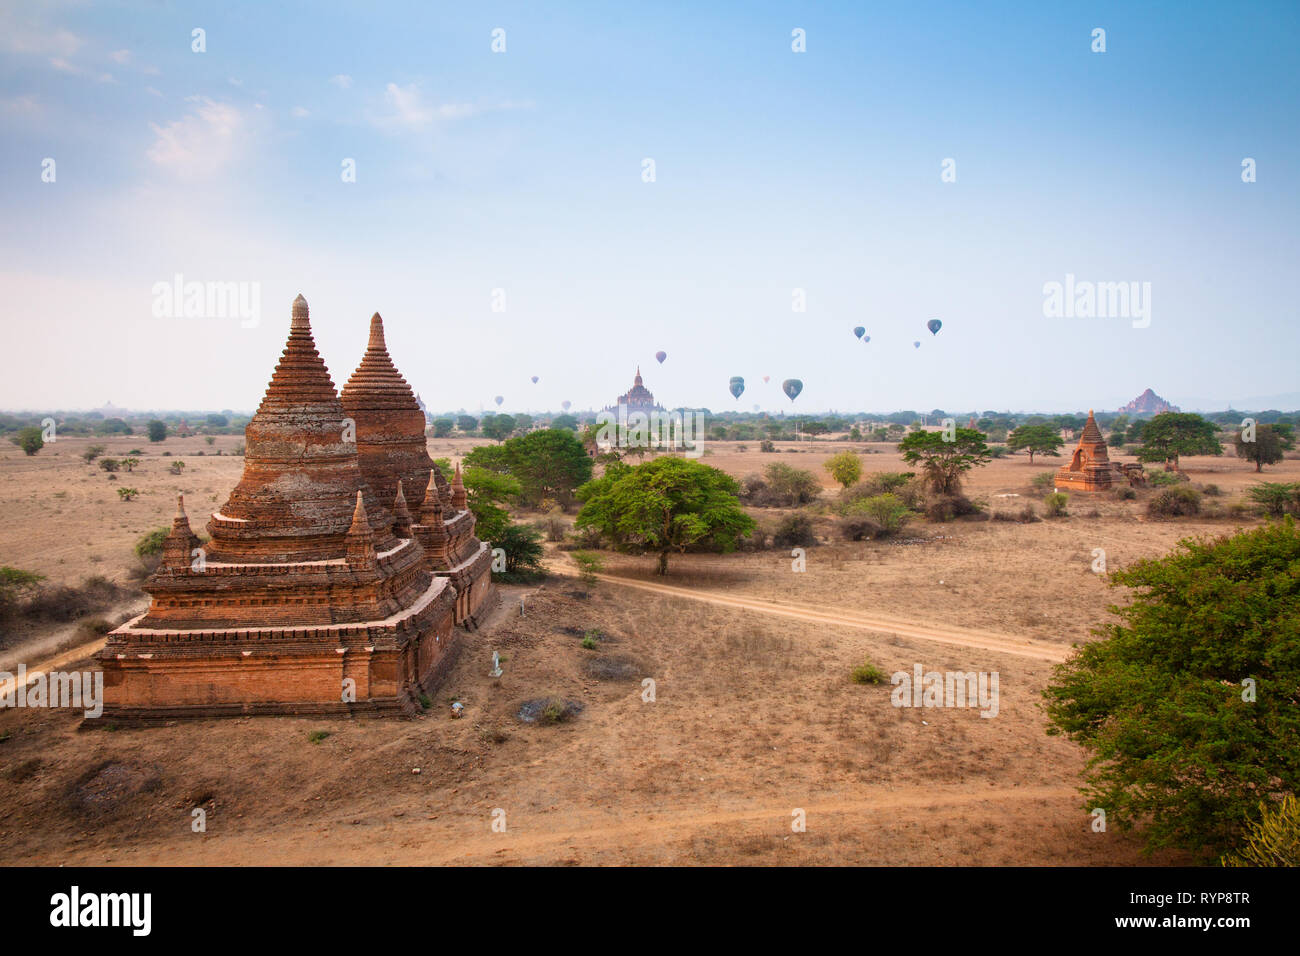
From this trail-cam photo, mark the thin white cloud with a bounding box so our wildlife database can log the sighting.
[291,106,310,117]
[109,49,131,64]
[0,95,40,115]
[330,74,353,89]
[372,83,533,132]
[146,99,244,178]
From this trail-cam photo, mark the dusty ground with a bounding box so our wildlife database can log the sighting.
[0,432,1285,865]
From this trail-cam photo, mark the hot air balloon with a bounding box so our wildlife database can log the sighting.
[728,376,745,400]
[863,335,871,343]
[913,341,920,349]
[762,375,770,384]
[494,395,504,406]
[782,379,803,402]
[853,326,865,339]
[927,319,942,336]
[655,350,667,364]
[530,376,539,384]
[561,400,572,411]
[752,403,760,412]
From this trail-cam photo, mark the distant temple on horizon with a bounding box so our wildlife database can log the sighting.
[605,366,664,416]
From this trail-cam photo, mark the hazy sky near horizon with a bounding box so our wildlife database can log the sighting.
[2,0,1298,416]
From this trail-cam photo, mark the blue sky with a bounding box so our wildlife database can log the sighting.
[2,0,1297,414]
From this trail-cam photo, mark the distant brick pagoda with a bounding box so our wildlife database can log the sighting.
[604,366,663,415]
[98,295,494,720]
[1055,409,1127,492]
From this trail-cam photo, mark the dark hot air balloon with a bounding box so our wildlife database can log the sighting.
[494,395,504,406]
[655,350,667,364]
[530,376,539,384]
[863,335,870,343]
[913,341,920,349]
[853,326,865,339]
[728,376,745,400]
[782,379,803,402]
[927,319,942,336]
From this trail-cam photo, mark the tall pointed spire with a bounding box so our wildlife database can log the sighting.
[205,296,398,564]
[341,311,433,515]
[162,493,201,572]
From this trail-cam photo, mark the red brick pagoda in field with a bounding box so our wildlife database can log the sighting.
[98,295,493,720]
[1055,409,1127,492]
[604,366,663,416]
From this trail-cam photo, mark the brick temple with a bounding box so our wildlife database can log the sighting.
[98,295,494,720]
[1055,409,1125,492]
[604,366,663,416]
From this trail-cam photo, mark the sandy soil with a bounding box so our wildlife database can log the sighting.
[0,432,1281,865]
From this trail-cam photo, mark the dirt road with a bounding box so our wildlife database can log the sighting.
[586,572,1073,663]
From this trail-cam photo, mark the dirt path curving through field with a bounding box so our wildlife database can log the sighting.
[582,571,1073,663]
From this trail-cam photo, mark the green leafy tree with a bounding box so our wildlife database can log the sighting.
[455,414,478,434]
[11,426,44,456]
[1135,412,1221,470]
[1234,423,1295,473]
[1246,482,1300,518]
[551,413,579,431]
[0,566,45,617]
[1044,519,1300,857]
[824,451,863,489]
[576,457,755,575]
[492,523,545,579]
[146,419,167,443]
[898,428,991,494]
[431,418,454,438]
[205,413,229,428]
[480,414,516,443]
[1006,424,1065,463]
[462,467,521,543]
[497,429,593,509]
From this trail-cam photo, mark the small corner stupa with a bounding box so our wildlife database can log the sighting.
[1055,409,1124,492]
[97,295,492,721]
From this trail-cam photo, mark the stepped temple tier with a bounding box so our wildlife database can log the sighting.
[604,366,664,416]
[1054,409,1130,492]
[98,295,494,720]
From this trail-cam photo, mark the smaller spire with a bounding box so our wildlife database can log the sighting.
[451,463,468,510]
[346,491,377,570]
[392,479,412,537]
[291,293,310,330]
[368,312,386,351]
[176,493,189,522]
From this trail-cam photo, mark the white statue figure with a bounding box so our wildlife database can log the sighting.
[490,650,503,678]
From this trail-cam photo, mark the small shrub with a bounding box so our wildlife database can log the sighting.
[772,512,817,548]
[581,635,597,650]
[1044,492,1069,517]
[1200,483,1221,497]
[924,492,980,522]
[308,730,331,744]
[1221,796,1300,867]
[1114,486,1137,501]
[98,458,119,473]
[168,461,186,475]
[1147,469,1190,487]
[1147,486,1201,517]
[850,661,888,684]
[759,440,775,453]
[1031,471,1056,491]
[843,493,910,536]
[1019,503,1040,522]
[571,550,604,587]
[1246,482,1300,518]
[117,487,140,502]
[838,515,882,541]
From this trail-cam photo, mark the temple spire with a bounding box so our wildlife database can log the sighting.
[392,479,413,538]
[345,491,377,569]
[368,312,386,351]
